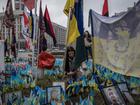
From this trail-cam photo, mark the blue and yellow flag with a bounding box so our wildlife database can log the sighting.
[89,1,140,77]
[63,0,80,45]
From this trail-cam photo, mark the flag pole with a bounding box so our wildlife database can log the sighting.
[37,29,40,66]
[32,0,37,66]
[63,7,72,73]
[0,7,4,40]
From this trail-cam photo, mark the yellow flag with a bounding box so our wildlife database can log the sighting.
[64,0,80,45]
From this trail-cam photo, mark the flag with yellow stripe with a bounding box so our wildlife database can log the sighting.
[64,0,80,45]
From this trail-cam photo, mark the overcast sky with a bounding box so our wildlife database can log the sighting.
[0,0,139,30]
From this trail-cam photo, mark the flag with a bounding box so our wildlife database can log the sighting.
[3,0,14,28]
[23,12,29,26]
[29,10,34,39]
[102,0,109,16]
[89,1,140,77]
[12,27,16,44]
[63,0,80,45]
[22,8,32,50]
[74,0,86,69]
[38,51,55,69]
[22,0,35,10]
[11,26,17,58]
[44,5,56,46]
[39,0,46,33]
[39,0,47,52]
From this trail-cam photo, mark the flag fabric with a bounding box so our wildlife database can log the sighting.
[89,1,140,77]
[38,51,55,69]
[22,8,32,50]
[23,12,29,26]
[39,0,46,33]
[12,27,16,44]
[102,0,109,16]
[22,0,35,10]
[74,0,86,69]
[3,0,14,28]
[29,10,34,39]
[44,5,56,46]
[39,0,47,52]
[63,0,80,45]
[11,27,17,58]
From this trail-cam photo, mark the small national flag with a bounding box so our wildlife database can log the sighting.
[102,0,109,16]
[44,5,56,46]
[3,0,15,28]
[22,0,35,11]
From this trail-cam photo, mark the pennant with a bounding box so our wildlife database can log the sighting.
[44,5,57,46]
[3,0,15,28]
[22,0,35,10]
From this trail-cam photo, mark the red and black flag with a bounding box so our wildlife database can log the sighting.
[39,0,47,53]
[102,0,109,16]
[3,0,15,28]
[39,0,46,34]
[44,5,56,46]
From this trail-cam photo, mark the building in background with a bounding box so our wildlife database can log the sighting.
[14,0,24,11]
[47,22,66,50]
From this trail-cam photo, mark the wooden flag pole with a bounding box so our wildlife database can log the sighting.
[37,29,40,66]
[0,8,4,40]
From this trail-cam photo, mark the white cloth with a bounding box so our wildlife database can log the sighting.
[84,38,92,47]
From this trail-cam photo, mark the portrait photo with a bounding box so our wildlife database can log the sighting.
[102,86,126,105]
[117,82,135,104]
[46,86,62,104]
[53,82,65,92]
[118,82,129,92]
[5,91,22,105]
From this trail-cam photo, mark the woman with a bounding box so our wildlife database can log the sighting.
[84,31,92,60]
[65,46,76,73]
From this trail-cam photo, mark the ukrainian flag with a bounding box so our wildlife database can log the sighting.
[63,0,80,45]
